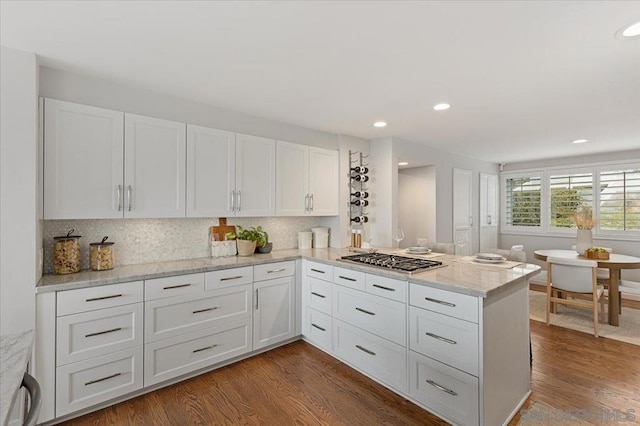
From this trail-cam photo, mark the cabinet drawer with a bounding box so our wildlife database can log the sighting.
[57,303,143,366]
[333,285,406,346]
[254,261,295,282]
[409,350,479,426]
[333,267,366,291]
[57,281,143,316]
[205,267,253,290]
[333,319,407,393]
[366,274,407,302]
[409,306,479,376]
[304,308,332,352]
[56,346,143,417]
[145,284,252,343]
[306,277,332,314]
[305,261,333,282]
[145,273,204,301]
[409,284,479,323]
[144,318,252,386]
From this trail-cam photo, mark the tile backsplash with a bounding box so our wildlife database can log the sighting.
[43,217,325,274]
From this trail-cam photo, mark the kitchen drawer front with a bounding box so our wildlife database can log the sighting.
[306,276,332,314]
[333,319,407,393]
[304,308,332,352]
[56,346,143,417]
[145,284,252,343]
[145,273,204,301]
[57,303,143,366]
[409,306,479,376]
[332,285,406,346]
[254,261,295,282]
[57,281,143,316]
[409,284,479,324]
[144,318,252,386]
[365,274,407,303]
[305,261,333,282]
[333,267,366,291]
[409,350,479,426]
[205,266,253,290]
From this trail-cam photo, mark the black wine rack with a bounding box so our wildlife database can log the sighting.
[349,150,369,224]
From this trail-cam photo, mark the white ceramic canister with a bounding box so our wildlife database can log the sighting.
[311,227,329,249]
[298,231,313,249]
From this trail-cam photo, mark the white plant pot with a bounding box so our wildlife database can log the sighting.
[236,240,256,256]
[575,229,593,255]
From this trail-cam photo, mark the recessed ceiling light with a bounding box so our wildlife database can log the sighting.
[622,21,640,38]
[373,121,387,128]
[398,161,409,166]
[433,103,451,111]
[572,139,588,144]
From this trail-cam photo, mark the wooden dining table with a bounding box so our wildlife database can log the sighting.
[533,249,640,326]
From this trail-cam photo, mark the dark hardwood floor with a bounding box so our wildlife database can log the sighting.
[62,298,640,426]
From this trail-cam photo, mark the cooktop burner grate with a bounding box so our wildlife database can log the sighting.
[338,253,445,274]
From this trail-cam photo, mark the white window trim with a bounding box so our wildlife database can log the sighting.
[546,166,595,234]
[501,170,544,233]
[595,164,640,239]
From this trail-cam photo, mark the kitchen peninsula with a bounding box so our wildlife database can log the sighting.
[35,249,539,425]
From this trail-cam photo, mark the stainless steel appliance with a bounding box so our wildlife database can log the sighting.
[338,253,445,274]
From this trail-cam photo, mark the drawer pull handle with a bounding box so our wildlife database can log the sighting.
[268,268,287,273]
[163,283,191,290]
[311,292,326,299]
[355,307,375,316]
[85,372,121,386]
[339,275,357,282]
[426,379,458,396]
[372,284,395,292]
[193,344,218,354]
[310,268,325,274]
[311,323,326,331]
[193,307,218,314]
[85,327,122,338]
[85,294,122,302]
[220,275,243,281]
[424,297,456,307]
[425,332,457,345]
[355,345,376,356]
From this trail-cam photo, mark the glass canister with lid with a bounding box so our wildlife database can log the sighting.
[53,229,81,274]
[90,236,115,271]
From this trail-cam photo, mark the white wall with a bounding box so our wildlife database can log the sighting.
[0,46,39,335]
[398,166,436,248]
[369,138,395,247]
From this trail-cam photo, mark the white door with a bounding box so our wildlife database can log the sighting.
[453,168,473,255]
[235,133,276,217]
[186,125,235,217]
[44,99,124,219]
[479,173,498,250]
[124,114,186,218]
[253,276,295,350]
[308,147,339,216]
[276,141,309,216]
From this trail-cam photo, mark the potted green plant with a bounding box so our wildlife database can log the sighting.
[254,226,272,253]
[225,226,261,256]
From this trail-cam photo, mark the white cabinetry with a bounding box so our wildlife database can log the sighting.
[302,261,334,352]
[453,168,473,255]
[253,261,295,350]
[276,141,338,216]
[235,133,276,217]
[479,172,498,250]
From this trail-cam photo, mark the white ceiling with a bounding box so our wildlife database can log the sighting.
[1,1,639,164]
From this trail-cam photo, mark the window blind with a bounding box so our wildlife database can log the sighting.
[505,176,541,227]
[549,171,593,228]
[599,168,640,231]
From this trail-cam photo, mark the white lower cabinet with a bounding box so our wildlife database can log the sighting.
[144,318,252,386]
[409,350,479,426]
[304,308,332,352]
[56,346,143,417]
[253,276,295,350]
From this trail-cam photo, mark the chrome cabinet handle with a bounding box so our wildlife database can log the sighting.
[193,307,218,314]
[425,332,457,345]
[220,275,243,281]
[426,379,458,396]
[310,268,325,274]
[355,307,375,316]
[231,190,236,212]
[424,297,456,307]
[469,216,473,226]
[309,194,314,211]
[311,323,326,331]
[127,185,132,211]
[85,372,121,386]
[163,283,191,290]
[237,190,241,211]
[372,284,395,292]
[487,214,492,225]
[255,289,259,309]
[268,268,286,274]
[339,275,356,282]
[355,345,376,356]
[193,344,218,354]
[117,185,122,211]
[85,327,122,338]
[86,294,122,302]
[305,194,309,212]
[311,292,326,299]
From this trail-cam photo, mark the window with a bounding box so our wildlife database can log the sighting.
[504,175,541,228]
[548,171,593,230]
[599,167,640,232]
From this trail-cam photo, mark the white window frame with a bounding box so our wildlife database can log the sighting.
[546,167,595,235]
[501,170,545,235]
[595,164,640,239]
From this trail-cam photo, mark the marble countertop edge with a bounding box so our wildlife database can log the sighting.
[1,330,34,426]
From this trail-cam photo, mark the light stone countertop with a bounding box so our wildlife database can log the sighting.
[37,248,541,298]
[1,330,34,426]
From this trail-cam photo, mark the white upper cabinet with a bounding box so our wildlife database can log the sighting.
[276,142,339,216]
[186,125,235,217]
[235,133,276,217]
[44,99,124,219]
[124,114,186,218]
[479,173,498,250]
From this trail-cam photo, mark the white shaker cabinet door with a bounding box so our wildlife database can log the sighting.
[253,276,295,350]
[44,99,124,219]
[186,125,235,217]
[275,140,309,216]
[124,113,186,218]
[308,147,339,216]
[235,133,276,217]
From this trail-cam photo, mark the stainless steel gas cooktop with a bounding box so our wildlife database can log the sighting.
[338,253,445,274]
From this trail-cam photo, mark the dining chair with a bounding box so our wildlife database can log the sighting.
[571,245,612,282]
[546,257,605,337]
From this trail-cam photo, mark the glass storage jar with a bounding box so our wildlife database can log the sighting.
[53,230,81,274]
[90,236,114,271]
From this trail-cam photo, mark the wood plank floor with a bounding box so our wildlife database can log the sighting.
[62,307,640,425]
